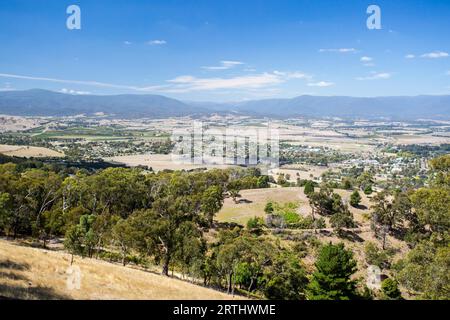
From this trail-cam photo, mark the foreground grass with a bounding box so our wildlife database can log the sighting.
[0,240,242,300]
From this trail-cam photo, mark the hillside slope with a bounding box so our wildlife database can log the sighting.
[0,240,240,300]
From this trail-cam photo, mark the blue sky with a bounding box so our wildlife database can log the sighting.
[0,0,449,101]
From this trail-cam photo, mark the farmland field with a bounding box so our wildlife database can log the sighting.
[0,144,64,158]
[106,154,237,171]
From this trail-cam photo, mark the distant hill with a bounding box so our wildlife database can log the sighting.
[0,89,206,118]
[225,95,450,120]
[0,89,449,120]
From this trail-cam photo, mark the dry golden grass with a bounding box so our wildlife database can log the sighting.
[0,240,242,300]
[392,134,450,145]
[0,144,64,158]
[105,154,236,172]
[0,115,42,132]
[269,165,329,182]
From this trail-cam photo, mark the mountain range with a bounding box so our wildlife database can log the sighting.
[0,89,449,120]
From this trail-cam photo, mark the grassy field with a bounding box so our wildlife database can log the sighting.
[216,187,372,226]
[0,144,64,158]
[0,240,242,300]
[217,187,305,225]
[106,154,237,172]
[269,165,330,182]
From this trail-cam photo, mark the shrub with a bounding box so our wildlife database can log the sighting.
[364,185,373,195]
[381,278,402,300]
[304,181,315,196]
[364,242,390,268]
[350,190,361,207]
[247,216,265,230]
[264,202,274,214]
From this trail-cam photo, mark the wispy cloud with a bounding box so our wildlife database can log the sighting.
[319,48,357,53]
[123,41,132,45]
[0,71,312,94]
[166,72,285,92]
[356,72,392,81]
[202,60,244,70]
[147,40,167,45]
[407,51,449,59]
[307,81,334,87]
[272,71,312,80]
[421,51,448,59]
[60,88,91,95]
[446,70,450,75]
[0,73,163,92]
[164,71,316,93]
[360,56,375,67]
